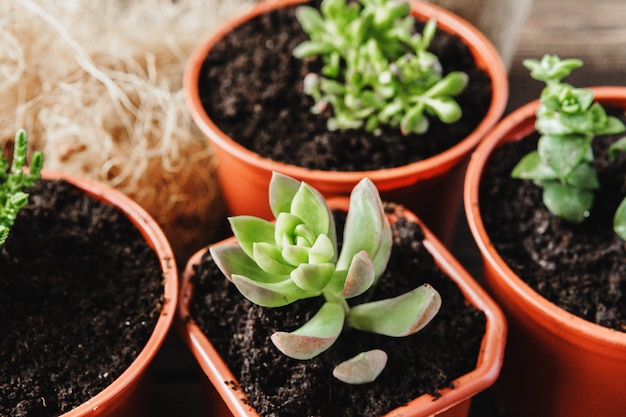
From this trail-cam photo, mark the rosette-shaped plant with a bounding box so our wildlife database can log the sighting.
[293,0,468,136]
[210,172,441,384]
[513,55,626,234]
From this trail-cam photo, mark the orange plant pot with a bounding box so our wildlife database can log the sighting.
[464,87,626,417]
[177,200,506,417]
[39,170,178,417]
[184,0,508,244]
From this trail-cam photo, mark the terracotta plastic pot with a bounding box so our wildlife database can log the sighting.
[39,170,179,417]
[464,87,626,417]
[184,0,508,244]
[177,199,506,417]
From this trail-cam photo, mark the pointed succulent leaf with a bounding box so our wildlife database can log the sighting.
[308,233,336,264]
[291,263,336,292]
[332,349,388,384]
[271,302,345,359]
[231,274,318,308]
[275,212,304,247]
[282,243,310,266]
[291,181,333,237]
[336,178,391,279]
[614,197,626,240]
[252,242,293,275]
[347,284,442,337]
[541,181,594,224]
[341,250,376,298]
[229,216,276,259]
[269,172,302,217]
[209,244,286,284]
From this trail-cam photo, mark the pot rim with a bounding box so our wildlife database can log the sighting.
[183,0,508,191]
[45,170,178,417]
[464,86,626,356]
[177,199,506,417]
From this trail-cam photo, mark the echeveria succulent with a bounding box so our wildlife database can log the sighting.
[0,129,44,245]
[210,172,441,384]
[512,55,626,237]
[293,0,467,136]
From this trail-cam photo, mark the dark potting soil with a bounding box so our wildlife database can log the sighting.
[197,0,492,171]
[0,179,164,416]
[188,206,487,417]
[479,111,626,332]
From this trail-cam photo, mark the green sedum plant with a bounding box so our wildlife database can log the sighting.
[0,129,44,245]
[512,55,626,238]
[293,0,468,136]
[210,171,441,384]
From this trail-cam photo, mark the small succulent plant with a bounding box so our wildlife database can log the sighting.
[512,55,626,238]
[0,129,44,245]
[210,172,441,384]
[292,0,468,136]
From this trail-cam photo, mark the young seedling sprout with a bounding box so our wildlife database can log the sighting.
[0,129,44,245]
[210,172,441,384]
[293,0,468,136]
[511,55,626,239]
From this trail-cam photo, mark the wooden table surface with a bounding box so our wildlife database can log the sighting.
[149,1,626,416]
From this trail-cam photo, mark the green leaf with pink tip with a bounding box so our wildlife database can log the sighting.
[229,216,276,259]
[209,243,285,284]
[347,284,442,337]
[270,301,345,359]
[231,274,320,308]
[332,349,388,384]
[340,250,375,298]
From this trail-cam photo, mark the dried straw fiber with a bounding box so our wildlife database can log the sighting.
[0,0,257,264]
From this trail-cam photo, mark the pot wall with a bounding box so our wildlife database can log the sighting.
[45,170,178,417]
[464,87,626,417]
[184,0,508,245]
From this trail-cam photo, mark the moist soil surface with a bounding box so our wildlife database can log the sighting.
[198,0,492,171]
[0,179,164,417]
[479,111,626,331]
[188,206,487,417]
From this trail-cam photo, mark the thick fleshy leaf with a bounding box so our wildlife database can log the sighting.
[511,151,558,181]
[336,178,391,279]
[291,181,332,237]
[229,216,276,259]
[209,244,285,284]
[538,134,590,178]
[425,97,462,124]
[282,243,310,266]
[269,172,302,218]
[347,284,442,337]
[271,302,345,359]
[424,71,468,97]
[309,234,336,264]
[275,212,304,248]
[542,181,594,224]
[341,251,375,298]
[332,349,388,384]
[252,242,293,275]
[614,197,626,240]
[291,263,336,291]
[231,274,318,308]
[564,163,599,190]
